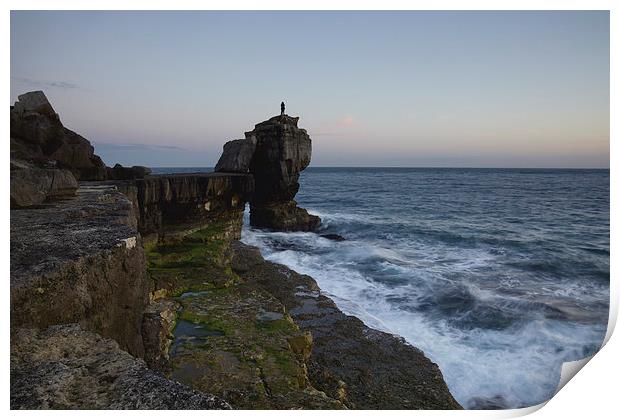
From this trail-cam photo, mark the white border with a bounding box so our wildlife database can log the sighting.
[3,2,616,420]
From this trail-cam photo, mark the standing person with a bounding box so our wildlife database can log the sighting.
[281,101,285,115]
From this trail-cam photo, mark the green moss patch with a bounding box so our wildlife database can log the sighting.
[146,220,342,409]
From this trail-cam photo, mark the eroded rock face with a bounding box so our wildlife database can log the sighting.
[10,91,107,180]
[11,324,230,409]
[250,200,320,232]
[214,137,257,173]
[246,115,320,231]
[10,166,78,208]
[142,300,180,372]
[110,173,254,238]
[10,185,147,356]
[214,114,320,231]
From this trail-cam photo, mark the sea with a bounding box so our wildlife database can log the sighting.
[153,167,610,409]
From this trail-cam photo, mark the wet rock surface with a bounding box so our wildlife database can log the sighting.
[250,200,321,232]
[11,324,230,409]
[320,233,346,241]
[146,224,343,409]
[231,241,462,409]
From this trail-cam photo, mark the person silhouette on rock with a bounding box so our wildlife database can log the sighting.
[281,101,285,115]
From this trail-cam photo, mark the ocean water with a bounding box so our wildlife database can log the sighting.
[153,167,610,409]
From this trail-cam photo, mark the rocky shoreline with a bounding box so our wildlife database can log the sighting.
[10,91,461,409]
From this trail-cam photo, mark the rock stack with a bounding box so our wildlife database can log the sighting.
[11,91,108,181]
[215,114,320,231]
[10,91,153,208]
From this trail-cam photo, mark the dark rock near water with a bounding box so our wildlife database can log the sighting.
[231,242,462,410]
[214,137,256,173]
[107,163,152,180]
[213,114,320,231]
[11,324,230,409]
[246,115,320,231]
[250,200,321,232]
[320,233,345,241]
[10,91,107,180]
[246,115,311,204]
[198,113,324,233]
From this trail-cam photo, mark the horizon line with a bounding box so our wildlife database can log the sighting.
[149,165,610,170]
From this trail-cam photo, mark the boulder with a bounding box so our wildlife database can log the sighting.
[11,91,108,180]
[10,167,78,208]
[249,200,320,232]
[107,163,152,180]
[320,233,345,241]
[13,90,57,117]
[142,299,180,372]
[214,137,256,173]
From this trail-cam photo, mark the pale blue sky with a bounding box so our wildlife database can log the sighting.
[11,11,609,168]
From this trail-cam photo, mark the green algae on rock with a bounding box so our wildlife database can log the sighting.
[146,222,343,409]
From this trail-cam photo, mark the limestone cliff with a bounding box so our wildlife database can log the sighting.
[10,91,107,181]
[111,172,254,239]
[215,114,320,231]
[10,185,147,356]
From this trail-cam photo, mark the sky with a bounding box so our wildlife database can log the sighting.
[10,11,609,168]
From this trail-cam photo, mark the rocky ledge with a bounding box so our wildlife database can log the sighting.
[110,172,254,240]
[230,242,461,409]
[11,324,230,409]
[10,185,146,356]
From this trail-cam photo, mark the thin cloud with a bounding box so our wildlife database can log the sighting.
[12,76,80,90]
[94,142,189,152]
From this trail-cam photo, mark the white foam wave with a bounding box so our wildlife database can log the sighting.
[241,223,606,409]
